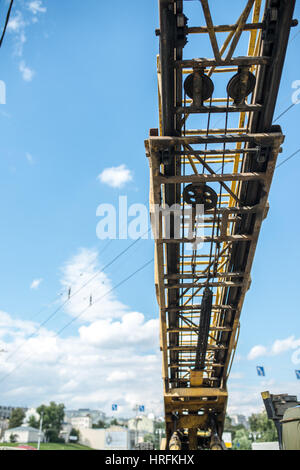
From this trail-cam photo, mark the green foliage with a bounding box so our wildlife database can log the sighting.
[233,429,252,450]
[9,433,18,443]
[110,418,119,426]
[36,402,65,443]
[69,428,80,442]
[92,419,107,429]
[9,408,25,429]
[248,411,278,442]
[0,442,92,450]
[28,415,39,429]
[223,414,247,441]
[144,433,155,445]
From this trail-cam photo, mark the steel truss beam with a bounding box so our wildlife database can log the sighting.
[147,0,295,450]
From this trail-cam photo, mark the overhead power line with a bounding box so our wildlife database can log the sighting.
[274,103,296,123]
[0,0,14,48]
[0,257,154,385]
[6,227,151,362]
[276,147,300,169]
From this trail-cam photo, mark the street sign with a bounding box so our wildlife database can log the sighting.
[139,405,145,412]
[112,404,118,411]
[256,366,265,377]
[222,432,232,449]
[295,370,300,380]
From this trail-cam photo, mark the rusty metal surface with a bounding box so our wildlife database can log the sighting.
[146,0,295,449]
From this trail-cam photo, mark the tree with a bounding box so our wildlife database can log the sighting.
[144,433,155,446]
[69,428,80,443]
[36,402,65,443]
[110,418,119,426]
[9,433,18,443]
[9,408,25,429]
[223,414,247,441]
[92,419,107,429]
[28,415,39,429]
[233,429,252,450]
[248,411,277,442]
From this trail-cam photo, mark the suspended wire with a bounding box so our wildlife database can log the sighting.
[5,227,151,362]
[276,147,300,169]
[0,0,14,48]
[274,103,296,123]
[23,239,114,324]
[25,196,149,327]
[0,257,154,385]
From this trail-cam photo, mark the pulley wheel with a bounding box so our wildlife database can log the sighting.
[184,73,214,101]
[183,184,218,210]
[227,71,256,103]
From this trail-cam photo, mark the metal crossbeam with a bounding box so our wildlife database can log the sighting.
[146,0,295,450]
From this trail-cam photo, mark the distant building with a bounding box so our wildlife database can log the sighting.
[70,415,92,430]
[79,426,135,450]
[65,409,106,426]
[59,423,73,443]
[252,442,279,450]
[0,419,9,439]
[128,415,154,442]
[0,406,27,420]
[3,426,44,444]
[230,414,249,429]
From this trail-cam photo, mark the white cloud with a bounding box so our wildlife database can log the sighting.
[229,372,244,380]
[26,152,34,164]
[7,11,27,57]
[98,165,133,188]
[248,336,300,361]
[271,336,300,355]
[19,61,35,82]
[0,248,162,416]
[247,345,268,360]
[292,349,300,365]
[7,3,47,79]
[7,11,25,33]
[27,1,47,15]
[30,278,43,289]
[60,248,128,322]
[227,379,300,417]
[79,312,159,349]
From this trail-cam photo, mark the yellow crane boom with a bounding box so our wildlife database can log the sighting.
[145,0,296,450]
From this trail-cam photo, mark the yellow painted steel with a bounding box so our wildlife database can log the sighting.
[149,0,283,448]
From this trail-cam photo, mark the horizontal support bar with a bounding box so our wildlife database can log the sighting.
[165,281,243,289]
[158,234,252,243]
[157,172,266,184]
[168,346,227,351]
[147,132,284,148]
[164,305,236,312]
[165,388,228,398]
[176,148,261,156]
[169,363,224,368]
[186,22,264,34]
[167,327,232,333]
[176,56,270,68]
[175,104,262,114]
[184,128,247,135]
[164,272,244,280]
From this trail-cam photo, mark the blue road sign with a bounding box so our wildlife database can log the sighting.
[295,370,300,380]
[256,366,265,377]
[112,404,118,411]
[139,405,145,412]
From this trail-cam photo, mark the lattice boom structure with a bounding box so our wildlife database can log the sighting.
[145,0,296,450]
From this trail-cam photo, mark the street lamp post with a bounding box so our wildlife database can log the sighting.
[37,412,44,451]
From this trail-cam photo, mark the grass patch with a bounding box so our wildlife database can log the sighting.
[0,442,92,451]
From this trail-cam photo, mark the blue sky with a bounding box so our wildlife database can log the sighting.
[0,0,299,418]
